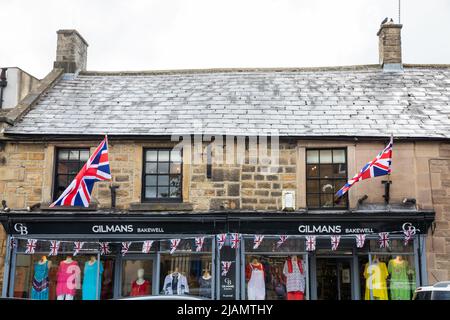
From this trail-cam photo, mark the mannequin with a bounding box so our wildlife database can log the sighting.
[198,269,212,298]
[56,256,80,300]
[31,256,51,300]
[283,256,306,300]
[388,256,411,300]
[246,257,265,300]
[82,256,104,300]
[364,256,388,300]
[163,267,189,295]
[130,268,150,296]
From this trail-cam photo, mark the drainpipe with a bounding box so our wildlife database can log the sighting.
[0,68,7,109]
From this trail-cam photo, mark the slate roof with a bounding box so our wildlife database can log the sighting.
[5,66,450,138]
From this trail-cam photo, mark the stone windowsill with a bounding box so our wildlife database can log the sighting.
[129,202,193,212]
[40,203,98,211]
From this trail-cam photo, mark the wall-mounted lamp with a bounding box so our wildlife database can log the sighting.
[358,195,368,205]
[27,203,41,212]
[1,200,10,212]
[402,198,416,205]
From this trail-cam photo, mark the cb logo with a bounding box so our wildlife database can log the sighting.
[14,223,28,235]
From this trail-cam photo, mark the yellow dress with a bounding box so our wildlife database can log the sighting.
[364,261,389,300]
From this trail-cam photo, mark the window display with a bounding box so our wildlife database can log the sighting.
[82,256,103,300]
[163,267,189,295]
[121,259,153,297]
[246,258,266,300]
[31,256,50,300]
[56,256,81,300]
[283,256,306,300]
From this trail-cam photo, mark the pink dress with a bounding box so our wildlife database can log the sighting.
[56,261,81,296]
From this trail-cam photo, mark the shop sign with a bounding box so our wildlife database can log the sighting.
[219,246,236,300]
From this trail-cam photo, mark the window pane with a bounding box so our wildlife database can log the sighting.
[158,150,170,161]
[319,164,333,179]
[334,180,346,192]
[158,163,169,174]
[158,175,169,186]
[57,162,69,174]
[307,194,320,208]
[158,187,169,198]
[170,176,181,189]
[80,150,90,161]
[170,150,182,162]
[145,187,157,198]
[145,163,157,174]
[145,175,157,186]
[58,150,69,160]
[170,163,181,174]
[66,162,81,175]
[306,150,319,164]
[335,196,347,208]
[320,193,334,208]
[306,164,319,178]
[320,150,332,164]
[306,180,319,193]
[146,150,158,161]
[333,164,347,178]
[320,180,335,193]
[69,150,79,160]
[57,175,67,191]
[333,149,346,163]
[170,186,181,198]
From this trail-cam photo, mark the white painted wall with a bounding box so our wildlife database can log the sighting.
[1,67,40,109]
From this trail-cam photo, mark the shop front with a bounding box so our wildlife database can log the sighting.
[0,210,434,300]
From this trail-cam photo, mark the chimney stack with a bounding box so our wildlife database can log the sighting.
[54,30,88,73]
[377,18,402,71]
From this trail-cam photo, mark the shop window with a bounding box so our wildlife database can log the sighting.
[243,237,308,300]
[159,238,213,298]
[12,241,114,300]
[53,148,90,201]
[121,259,154,297]
[357,238,416,300]
[306,148,348,209]
[142,148,182,201]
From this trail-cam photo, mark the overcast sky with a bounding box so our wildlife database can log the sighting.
[2,0,450,79]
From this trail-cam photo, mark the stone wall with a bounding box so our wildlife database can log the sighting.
[427,143,450,283]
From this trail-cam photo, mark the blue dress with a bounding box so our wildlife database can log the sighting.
[82,260,104,300]
[31,260,49,300]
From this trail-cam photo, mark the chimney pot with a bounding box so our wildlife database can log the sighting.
[54,29,89,73]
[377,19,402,71]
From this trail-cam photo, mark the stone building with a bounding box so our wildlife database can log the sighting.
[0,21,449,300]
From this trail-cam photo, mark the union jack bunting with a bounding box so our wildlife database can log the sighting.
[10,238,17,251]
[216,234,227,250]
[50,136,111,207]
[355,234,366,248]
[306,236,316,252]
[230,233,240,249]
[99,242,111,255]
[276,235,288,248]
[49,240,60,256]
[195,237,205,252]
[336,136,393,199]
[221,261,233,276]
[73,241,85,256]
[403,229,415,246]
[25,239,37,254]
[378,232,390,248]
[169,239,181,254]
[142,240,154,254]
[331,236,341,251]
[253,235,264,250]
[121,242,132,256]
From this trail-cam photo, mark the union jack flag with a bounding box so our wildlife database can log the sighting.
[379,232,390,248]
[49,240,60,256]
[221,261,233,276]
[73,241,85,256]
[230,233,240,249]
[50,136,111,207]
[355,234,366,248]
[336,136,393,199]
[25,239,37,254]
[121,241,132,256]
[306,236,316,251]
[403,229,415,246]
[253,235,264,250]
[169,239,181,254]
[142,240,154,254]
[331,236,341,251]
[276,235,288,248]
[216,234,227,250]
[195,237,205,252]
[99,242,111,255]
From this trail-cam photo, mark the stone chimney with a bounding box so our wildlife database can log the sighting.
[53,30,88,73]
[377,19,402,71]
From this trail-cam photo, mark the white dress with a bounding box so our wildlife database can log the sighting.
[247,263,266,300]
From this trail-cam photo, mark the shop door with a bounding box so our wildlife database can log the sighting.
[316,258,352,300]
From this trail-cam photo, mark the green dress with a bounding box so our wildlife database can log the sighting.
[388,259,411,300]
